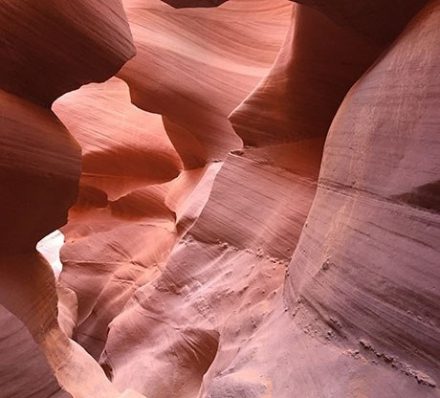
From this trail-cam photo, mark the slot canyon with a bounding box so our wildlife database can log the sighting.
[0,0,439,397]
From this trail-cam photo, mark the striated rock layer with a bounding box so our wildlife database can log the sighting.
[0,0,439,397]
[0,1,142,397]
[286,0,440,387]
[51,0,294,371]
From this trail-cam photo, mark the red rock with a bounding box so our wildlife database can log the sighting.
[119,0,293,163]
[0,0,135,106]
[1,0,439,397]
[0,90,81,255]
[0,1,144,397]
[285,0,440,389]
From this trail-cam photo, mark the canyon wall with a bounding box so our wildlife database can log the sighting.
[0,0,438,397]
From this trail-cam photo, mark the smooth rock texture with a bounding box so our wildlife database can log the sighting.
[0,0,135,106]
[0,305,71,398]
[0,90,81,255]
[47,0,293,371]
[0,1,144,397]
[119,0,293,163]
[1,0,439,397]
[286,0,440,387]
[52,77,181,360]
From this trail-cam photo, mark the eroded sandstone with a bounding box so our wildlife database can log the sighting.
[0,0,439,397]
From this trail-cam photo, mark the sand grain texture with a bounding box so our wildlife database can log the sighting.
[0,0,439,397]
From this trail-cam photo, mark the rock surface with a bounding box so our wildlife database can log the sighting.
[0,1,142,397]
[0,0,439,397]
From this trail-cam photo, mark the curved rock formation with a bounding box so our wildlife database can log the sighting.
[51,76,189,361]
[119,0,293,163]
[0,1,142,397]
[1,0,439,397]
[0,305,70,398]
[48,0,293,370]
[0,0,135,106]
[286,0,440,387]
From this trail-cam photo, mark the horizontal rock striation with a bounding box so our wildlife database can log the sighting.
[0,0,439,397]
[0,1,143,397]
